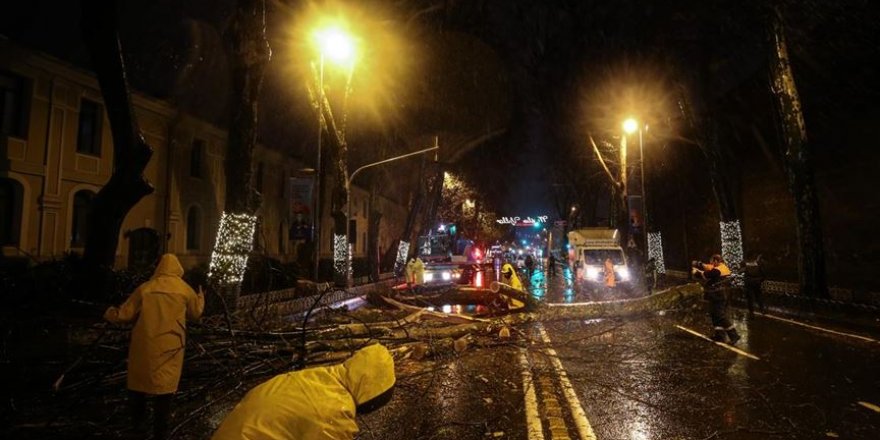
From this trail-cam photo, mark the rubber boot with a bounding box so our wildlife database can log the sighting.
[726,327,741,345]
[711,329,727,342]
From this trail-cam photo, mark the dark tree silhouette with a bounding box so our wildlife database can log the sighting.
[80,0,154,287]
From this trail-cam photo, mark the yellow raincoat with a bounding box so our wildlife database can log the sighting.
[104,254,204,395]
[501,263,523,291]
[212,344,396,440]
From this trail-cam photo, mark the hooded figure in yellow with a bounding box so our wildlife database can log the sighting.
[104,254,204,438]
[500,262,523,291]
[212,344,396,440]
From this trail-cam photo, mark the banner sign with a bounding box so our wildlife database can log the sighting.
[289,177,314,240]
[496,215,548,227]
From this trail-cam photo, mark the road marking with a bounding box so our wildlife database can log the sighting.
[858,401,880,413]
[536,323,598,440]
[756,312,879,344]
[674,325,761,360]
[519,349,545,440]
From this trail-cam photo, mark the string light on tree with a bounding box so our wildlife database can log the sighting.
[208,211,258,285]
[720,220,744,286]
[333,234,350,277]
[394,240,410,275]
[647,231,666,274]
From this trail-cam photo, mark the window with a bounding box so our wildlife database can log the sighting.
[190,139,205,178]
[76,99,103,156]
[255,162,264,192]
[278,222,286,254]
[71,190,95,247]
[1,71,28,138]
[0,178,23,245]
[186,206,201,251]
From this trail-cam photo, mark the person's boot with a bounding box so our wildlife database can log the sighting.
[726,327,741,345]
[711,328,727,342]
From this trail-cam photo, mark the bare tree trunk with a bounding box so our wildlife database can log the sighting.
[422,162,445,236]
[80,0,155,296]
[394,157,427,275]
[208,0,270,312]
[367,168,382,281]
[768,7,828,298]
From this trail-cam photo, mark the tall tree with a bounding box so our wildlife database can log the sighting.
[767,6,827,298]
[80,0,154,291]
[207,0,271,311]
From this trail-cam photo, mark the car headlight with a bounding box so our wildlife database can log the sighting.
[441,271,452,281]
[424,272,434,282]
[586,266,600,280]
[617,267,630,281]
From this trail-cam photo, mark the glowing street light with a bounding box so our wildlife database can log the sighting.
[623,117,639,134]
[314,27,356,65]
[309,24,358,282]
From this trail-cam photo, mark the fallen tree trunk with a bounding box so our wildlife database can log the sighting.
[539,283,703,321]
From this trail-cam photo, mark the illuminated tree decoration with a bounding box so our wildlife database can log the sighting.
[394,240,410,275]
[647,231,666,274]
[720,220,744,286]
[333,234,350,277]
[208,211,258,286]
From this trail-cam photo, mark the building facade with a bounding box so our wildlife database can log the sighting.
[1,40,406,271]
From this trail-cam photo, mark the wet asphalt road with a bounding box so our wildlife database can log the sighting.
[362,267,880,440]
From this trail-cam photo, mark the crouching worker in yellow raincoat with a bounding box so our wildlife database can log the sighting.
[212,344,396,440]
[104,253,205,440]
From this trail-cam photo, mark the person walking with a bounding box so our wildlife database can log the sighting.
[692,254,740,344]
[212,344,396,440]
[744,254,766,315]
[546,253,557,277]
[104,254,205,439]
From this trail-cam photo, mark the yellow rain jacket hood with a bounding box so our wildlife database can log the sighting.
[212,344,396,440]
[501,263,523,291]
[104,254,204,395]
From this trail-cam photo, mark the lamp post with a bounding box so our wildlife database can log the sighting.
[623,118,646,253]
[311,26,355,282]
[346,144,440,287]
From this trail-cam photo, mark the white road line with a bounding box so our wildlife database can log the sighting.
[536,323,597,440]
[674,325,761,360]
[755,312,879,344]
[857,401,880,413]
[519,348,545,440]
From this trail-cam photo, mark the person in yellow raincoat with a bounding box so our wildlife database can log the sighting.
[212,344,396,440]
[500,262,523,291]
[104,253,204,439]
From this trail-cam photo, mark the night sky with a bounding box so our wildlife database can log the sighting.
[2,0,878,219]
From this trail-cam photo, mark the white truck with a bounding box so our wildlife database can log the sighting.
[567,228,631,284]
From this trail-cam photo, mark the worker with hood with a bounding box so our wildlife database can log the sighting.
[692,254,739,344]
[500,262,523,291]
[212,344,396,440]
[104,253,205,439]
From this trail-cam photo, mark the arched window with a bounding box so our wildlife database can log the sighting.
[0,178,23,245]
[186,206,201,251]
[71,190,95,247]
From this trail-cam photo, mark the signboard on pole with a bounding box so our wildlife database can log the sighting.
[289,177,313,240]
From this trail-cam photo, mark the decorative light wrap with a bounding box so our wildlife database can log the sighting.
[647,231,666,274]
[720,219,744,286]
[208,211,258,286]
[394,240,410,274]
[333,234,350,277]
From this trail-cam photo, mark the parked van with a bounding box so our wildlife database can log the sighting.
[567,228,631,284]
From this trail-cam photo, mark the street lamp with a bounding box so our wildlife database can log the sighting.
[623,117,650,263]
[346,143,440,286]
[311,26,356,282]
